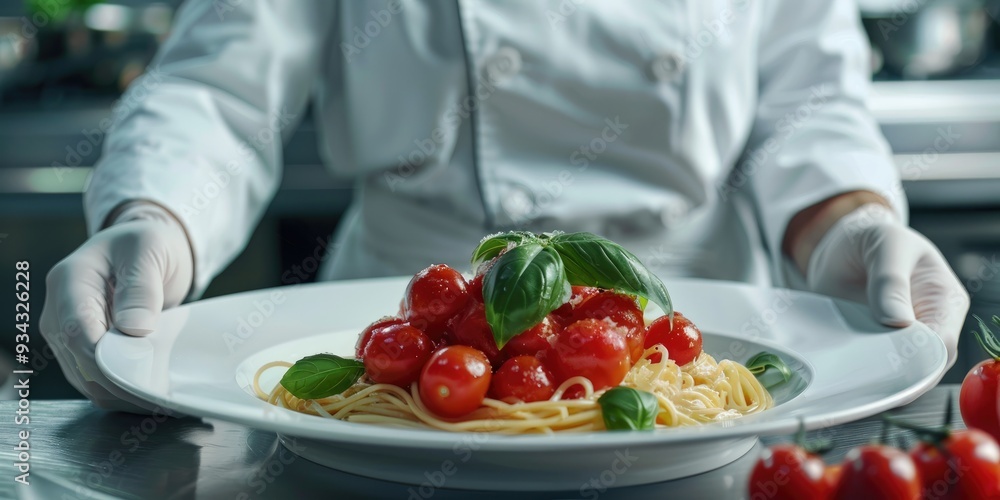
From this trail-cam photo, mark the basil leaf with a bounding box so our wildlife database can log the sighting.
[471,231,539,267]
[549,232,672,315]
[279,354,365,400]
[745,352,792,389]
[483,242,569,348]
[598,387,659,431]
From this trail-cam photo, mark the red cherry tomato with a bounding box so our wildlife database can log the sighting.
[467,274,485,303]
[911,428,1000,499]
[355,316,405,358]
[489,356,556,403]
[552,286,601,322]
[500,315,559,359]
[572,291,645,363]
[548,318,629,391]
[831,445,920,500]
[643,312,703,366]
[403,264,470,339]
[961,359,1000,443]
[419,346,492,418]
[362,324,433,387]
[445,302,503,367]
[748,444,832,500]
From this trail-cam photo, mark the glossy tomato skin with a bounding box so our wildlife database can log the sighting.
[552,286,601,323]
[643,312,703,366]
[831,445,920,500]
[911,428,1000,500]
[500,315,560,360]
[961,360,1000,443]
[403,264,470,340]
[489,356,556,403]
[467,274,485,303]
[748,445,831,500]
[445,302,503,367]
[571,291,645,363]
[355,316,405,359]
[419,346,492,418]
[548,318,629,391]
[362,324,433,387]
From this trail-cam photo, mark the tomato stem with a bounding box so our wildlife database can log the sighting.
[882,396,953,447]
[793,419,834,455]
[971,315,1000,361]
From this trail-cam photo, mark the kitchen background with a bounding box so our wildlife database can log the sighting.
[0,0,998,398]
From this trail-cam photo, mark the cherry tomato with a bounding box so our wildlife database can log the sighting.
[552,286,601,322]
[748,444,832,500]
[572,291,645,363]
[489,356,556,403]
[445,302,503,367]
[419,346,492,418]
[911,428,1000,499]
[467,274,485,303]
[559,385,587,400]
[500,315,559,359]
[961,359,1000,444]
[355,316,405,358]
[362,324,433,387]
[403,264,470,339]
[548,318,629,391]
[831,445,920,500]
[643,312,703,366]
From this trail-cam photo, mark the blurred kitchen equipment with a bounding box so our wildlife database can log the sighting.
[0,1,174,105]
[859,0,998,78]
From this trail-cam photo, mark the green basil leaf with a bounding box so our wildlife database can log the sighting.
[470,231,539,267]
[598,387,659,431]
[550,232,672,315]
[483,242,569,348]
[745,352,792,389]
[279,354,365,400]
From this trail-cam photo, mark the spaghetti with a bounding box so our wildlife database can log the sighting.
[254,344,772,434]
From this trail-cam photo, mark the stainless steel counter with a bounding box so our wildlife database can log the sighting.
[0,385,963,500]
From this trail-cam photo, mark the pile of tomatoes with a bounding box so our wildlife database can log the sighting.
[749,417,1000,499]
[355,262,703,418]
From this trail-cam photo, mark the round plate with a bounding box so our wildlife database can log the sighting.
[96,277,947,490]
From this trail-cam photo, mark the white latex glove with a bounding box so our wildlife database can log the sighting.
[806,203,968,364]
[39,201,194,413]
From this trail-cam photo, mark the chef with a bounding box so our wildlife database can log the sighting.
[40,0,969,412]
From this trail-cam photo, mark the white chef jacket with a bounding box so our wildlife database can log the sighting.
[84,0,905,298]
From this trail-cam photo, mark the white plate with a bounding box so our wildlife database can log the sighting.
[96,277,947,491]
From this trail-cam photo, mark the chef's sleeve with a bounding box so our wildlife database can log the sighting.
[738,0,906,279]
[83,1,332,298]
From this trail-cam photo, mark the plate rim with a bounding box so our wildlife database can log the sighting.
[96,277,948,450]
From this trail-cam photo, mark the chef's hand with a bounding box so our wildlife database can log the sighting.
[787,193,969,365]
[39,201,194,413]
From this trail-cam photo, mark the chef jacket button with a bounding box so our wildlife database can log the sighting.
[484,46,522,84]
[500,184,536,222]
[649,52,684,82]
